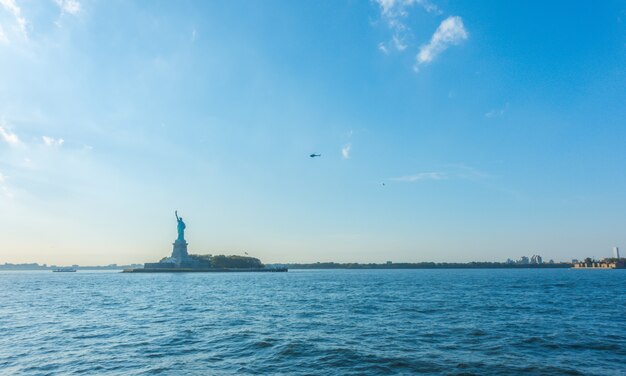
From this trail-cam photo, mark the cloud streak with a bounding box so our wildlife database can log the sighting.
[342,143,352,159]
[415,16,468,70]
[0,171,10,198]
[374,0,441,53]
[389,165,490,184]
[0,24,7,43]
[390,172,446,182]
[378,42,389,54]
[42,136,65,147]
[485,103,508,118]
[0,0,28,40]
[55,0,81,15]
[0,124,20,144]
[376,0,440,18]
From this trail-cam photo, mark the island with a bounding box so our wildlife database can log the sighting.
[123,211,287,273]
[571,257,625,269]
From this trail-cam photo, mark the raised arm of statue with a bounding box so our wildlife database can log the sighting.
[175,210,180,221]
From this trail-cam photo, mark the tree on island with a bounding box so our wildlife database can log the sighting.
[182,254,264,269]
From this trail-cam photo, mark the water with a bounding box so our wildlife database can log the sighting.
[0,269,624,375]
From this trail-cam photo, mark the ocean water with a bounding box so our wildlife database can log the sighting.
[0,269,624,375]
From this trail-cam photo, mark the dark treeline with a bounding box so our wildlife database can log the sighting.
[285,262,571,269]
[0,263,143,270]
[188,255,264,269]
[0,263,48,270]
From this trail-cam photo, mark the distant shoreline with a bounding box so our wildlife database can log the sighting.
[1,261,575,271]
[282,262,571,270]
[0,263,142,271]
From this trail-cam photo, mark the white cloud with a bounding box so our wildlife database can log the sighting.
[0,23,8,43]
[390,165,488,184]
[415,0,440,14]
[0,171,11,198]
[390,172,446,182]
[416,16,468,67]
[376,0,440,17]
[451,164,489,180]
[0,124,20,144]
[378,42,389,54]
[485,103,508,118]
[374,0,441,54]
[342,143,352,159]
[0,0,28,40]
[42,136,64,146]
[54,0,80,15]
[485,109,503,118]
[376,0,397,16]
[392,34,407,51]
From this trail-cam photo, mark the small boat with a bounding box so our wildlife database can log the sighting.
[52,267,77,272]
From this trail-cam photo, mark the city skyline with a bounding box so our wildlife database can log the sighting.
[1,1,625,265]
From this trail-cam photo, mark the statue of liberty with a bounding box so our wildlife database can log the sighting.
[175,210,186,241]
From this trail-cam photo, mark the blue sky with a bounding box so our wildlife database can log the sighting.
[1,0,625,265]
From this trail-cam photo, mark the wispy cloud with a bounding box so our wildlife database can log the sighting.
[389,165,489,183]
[374,0,441,53]
[0,171,11,198]
[0,23,8,43]
[54,0,80,16]
[42,136,65,147]
[415,16,468,70]
[392,34,407,51]
[376,0,440,18]
[447,163,490,180]
[390,172,447,182]
[378,42,389,54]
[342,143,352,159]
[0,124,20,144]
[0,0,28,40]
[485,103,508,118]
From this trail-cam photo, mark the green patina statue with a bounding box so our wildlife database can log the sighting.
[175,210,186,241]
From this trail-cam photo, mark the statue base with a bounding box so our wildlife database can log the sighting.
[171,239,189,264]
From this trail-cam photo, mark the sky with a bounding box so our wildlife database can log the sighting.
[1,0,625,265]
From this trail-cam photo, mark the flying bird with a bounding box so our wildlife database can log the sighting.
[310,153,321,158]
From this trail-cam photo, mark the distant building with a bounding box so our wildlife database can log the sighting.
[530,255,543,264]
[613,247,621,259]
[519,256,529,265]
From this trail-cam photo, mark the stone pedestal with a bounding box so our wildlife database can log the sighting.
[171,239,189,264]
